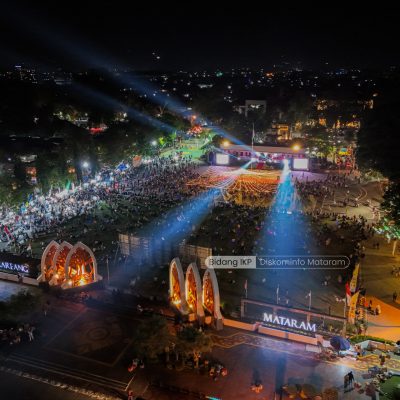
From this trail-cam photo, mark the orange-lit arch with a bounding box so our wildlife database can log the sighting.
[64,242,99,288]
[185,262,204,322]
[169,258,188,314]
[50,241,73,285]
[203,268,223,329]
[41,241,59,282]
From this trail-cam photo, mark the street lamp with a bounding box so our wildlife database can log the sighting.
[151,140,157,146]
[222,140,230,148]
[82,161,89,168]
[292,144,301,152]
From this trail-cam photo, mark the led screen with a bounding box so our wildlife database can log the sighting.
[293,158,309,170]
[215,154,230,165]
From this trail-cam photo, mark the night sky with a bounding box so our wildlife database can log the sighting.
[1,2,400,70]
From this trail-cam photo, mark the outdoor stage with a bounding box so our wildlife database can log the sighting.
[187,166,280,207]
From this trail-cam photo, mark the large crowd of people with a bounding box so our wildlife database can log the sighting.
[0,155,201,252]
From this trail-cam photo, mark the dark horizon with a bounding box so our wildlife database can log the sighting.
[1,3,400,71]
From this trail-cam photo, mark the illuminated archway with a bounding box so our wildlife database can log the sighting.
[40,241,59,282]
[203,268,223,329]
[169,258,188,314]
[64,242,100,288]
[50,241,73,286]
[185,262,205,323]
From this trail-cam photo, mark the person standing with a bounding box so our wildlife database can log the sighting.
[348,371,354,388]
[393,291,398,303]
[375,304,381,315]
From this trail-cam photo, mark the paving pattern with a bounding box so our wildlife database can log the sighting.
[211,332,400,371]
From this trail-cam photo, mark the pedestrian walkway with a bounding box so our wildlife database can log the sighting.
[365,296,400,341]
[211,330,400,372]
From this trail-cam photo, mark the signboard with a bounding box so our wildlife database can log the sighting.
[0,261,29,274]
[242,299,346,337]
[263,313,316,332]
[0,253,40,278]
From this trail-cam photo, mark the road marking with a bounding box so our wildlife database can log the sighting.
[358,187,368,201]
[6,354,129,391]
[0,365,121,400]
[10,353,128,386]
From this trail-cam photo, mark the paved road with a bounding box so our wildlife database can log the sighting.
[360,234,400,340]
[0,371,93,400]
[1,296,389,400]
[137,335,369,400]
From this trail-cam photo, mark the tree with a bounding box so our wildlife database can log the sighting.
[175,326,213,368]
[158,112,190,134]
[95,123,136,166]
[286,92,313,125]
[13,160,28,183]
[36,152,71,193]
[303,125,334,158]
[357,99,400,241]
[357,101,399,180]
[133,315,173,360]
[54,121,97,181]
[377,182,400,244]
[0,290,42,324]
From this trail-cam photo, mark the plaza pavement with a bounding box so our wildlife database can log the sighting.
[2,294,398,400]
[361,234,400,342]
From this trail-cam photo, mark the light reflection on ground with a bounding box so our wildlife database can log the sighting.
[0,280,34,301]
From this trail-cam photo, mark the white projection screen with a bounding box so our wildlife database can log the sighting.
[293,158,309,170]
[215,153,230,165]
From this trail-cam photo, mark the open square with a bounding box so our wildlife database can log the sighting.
[46,309,135,366]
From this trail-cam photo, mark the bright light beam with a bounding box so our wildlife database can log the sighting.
[70,82,178,134]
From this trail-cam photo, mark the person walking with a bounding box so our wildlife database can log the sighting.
[348,371,354,388]
[393,291,398,303]
[27,326,35,342]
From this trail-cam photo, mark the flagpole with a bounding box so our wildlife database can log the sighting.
[276,284,279,304]
[251,123,255,170]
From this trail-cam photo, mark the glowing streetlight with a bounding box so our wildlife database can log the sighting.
[82,161,89,168]
[222,140,230,148]
[292,144,301,152]
[151,140,157,146]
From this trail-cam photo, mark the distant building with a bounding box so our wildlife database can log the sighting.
[291,131,304,139]
[265,124,291,141]
[235,100,267,117]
